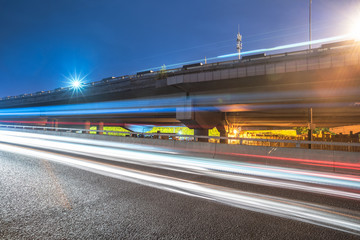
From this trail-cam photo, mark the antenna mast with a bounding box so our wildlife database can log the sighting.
[236,25,242,60]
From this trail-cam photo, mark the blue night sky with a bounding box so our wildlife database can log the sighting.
[0,0,359,97]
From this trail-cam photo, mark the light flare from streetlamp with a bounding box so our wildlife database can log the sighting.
[72,80,81,89]
[65,71,87,90]
[348,11,360,41]
[351,17,360,41]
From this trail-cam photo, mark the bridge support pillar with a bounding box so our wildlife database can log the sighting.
[53,119,58,131]
[194,129,208,142]
[98,122,104,135]
[84,121,91,133]
[308,108,314,149]
[217,125,229,144]
[47,119,58,131]
[176,98,226,143]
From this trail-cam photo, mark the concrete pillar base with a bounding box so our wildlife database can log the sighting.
[217,124,229,144]
[46,119,59,131]
[98,122,104,135]
[219,130,228,144]
[194,129,208,142]
[84,121,91,134]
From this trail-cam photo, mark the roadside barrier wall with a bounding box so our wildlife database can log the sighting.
[3,128,359,175]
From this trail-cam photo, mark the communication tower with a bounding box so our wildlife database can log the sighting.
[236,25,242,60]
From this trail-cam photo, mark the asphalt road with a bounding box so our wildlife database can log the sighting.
[1,142,360,239]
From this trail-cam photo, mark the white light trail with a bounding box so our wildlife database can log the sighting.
[1,87,359,117]
[1,130,360,197]
[140,34,350,71]
[216,35,348,59]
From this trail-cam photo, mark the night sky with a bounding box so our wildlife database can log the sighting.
[1,0,359,97]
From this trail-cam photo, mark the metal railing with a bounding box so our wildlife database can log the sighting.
[1,124,360,152]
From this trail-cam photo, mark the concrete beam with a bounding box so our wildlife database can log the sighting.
[176,98,223,129]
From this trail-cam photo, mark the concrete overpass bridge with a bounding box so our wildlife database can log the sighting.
[1,40,360,136]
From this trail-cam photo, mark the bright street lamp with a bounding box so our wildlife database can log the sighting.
[71,80,82,89]
[65,71,87,90]
[350,17,360,41]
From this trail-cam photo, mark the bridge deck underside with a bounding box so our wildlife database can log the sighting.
[1,46,360,129]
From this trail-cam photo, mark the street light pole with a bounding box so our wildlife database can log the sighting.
[309,0,312,49]
[308,0,313,149]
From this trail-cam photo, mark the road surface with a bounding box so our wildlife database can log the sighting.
[1,131,360,239]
